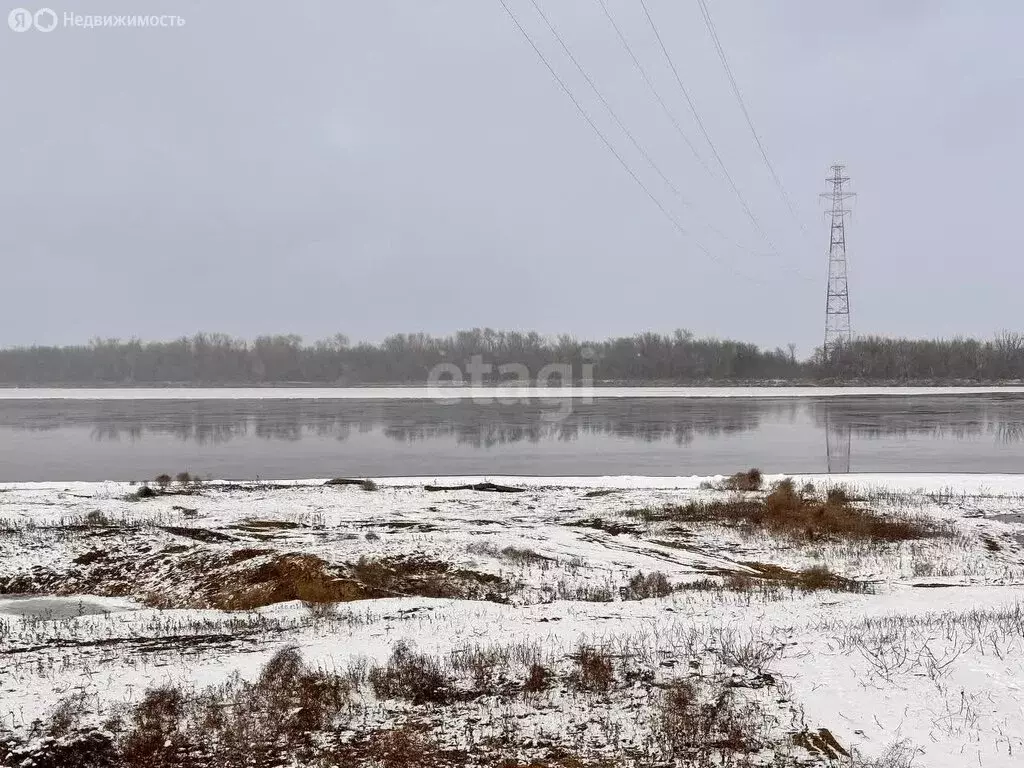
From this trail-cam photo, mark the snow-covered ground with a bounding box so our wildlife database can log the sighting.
[4,385,1024,400]
[1,474,1023,766]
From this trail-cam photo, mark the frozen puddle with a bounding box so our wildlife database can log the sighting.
[0,594,140,618]
[992,512,1024,524]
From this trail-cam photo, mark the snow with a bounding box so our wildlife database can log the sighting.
[8,471,1024,494]
[3,385,1024,400]
[1,474,1023,765]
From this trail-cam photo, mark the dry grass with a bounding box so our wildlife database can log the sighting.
[55,543,511,611]
[732,562,869,594]
[324,477,378,491]
[623,571,672,600]
[570,645,615,693]
[720,468,764,492]
[630,478,950,543]
[658,677,769,761]
[119,647,348,767]
[85,509,113,527]
[0,648,352,768]
[848,740,921,767]
[351,555,508,601]
[467,542,551,566]
[210,553,362,610]
[674,562,868,596]
[357,725,452,767]
[214,553,508,611]
[369,640,452,705]
[523,662,551,694]
[0,635,877,768]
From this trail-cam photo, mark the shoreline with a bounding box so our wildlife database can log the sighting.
[4,384,1024,400]
[5,472,1024,492]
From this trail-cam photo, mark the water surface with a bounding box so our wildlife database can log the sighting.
[0,395,1022,480]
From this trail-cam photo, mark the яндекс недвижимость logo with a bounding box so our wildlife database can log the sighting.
[8,7,57,32]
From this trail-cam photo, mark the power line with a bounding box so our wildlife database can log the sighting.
[592,0,771,258]
[637,0,782,258]
[526,0,756,255]
[494,0,715,263]
[594,0,710,177]
[528,0,691,208]
[694,0,804,229]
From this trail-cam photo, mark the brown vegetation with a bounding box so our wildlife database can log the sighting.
[731,562,869,594]
[0,638,870,768]
[570,645,615,693]
[659,678,766,761]
[623,571,672,600]
[630,478,950,542]
[323,477,378,491]
[424,482,525,493]
[369,640,453,705]
[719,468,764,492]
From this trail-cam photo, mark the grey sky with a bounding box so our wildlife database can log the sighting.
[1,1,1021,353]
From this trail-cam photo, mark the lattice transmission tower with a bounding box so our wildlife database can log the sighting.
[821,164,855,355]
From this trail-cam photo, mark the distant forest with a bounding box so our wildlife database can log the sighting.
[1,330,1023,385]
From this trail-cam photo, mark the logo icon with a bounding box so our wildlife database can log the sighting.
[8,7,33,31]
[8,7,57,31]
[34,7,56,31]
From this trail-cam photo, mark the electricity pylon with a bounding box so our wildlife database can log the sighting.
[822,164,854,355]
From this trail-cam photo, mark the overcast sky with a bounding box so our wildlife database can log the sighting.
[1,1,1021,353]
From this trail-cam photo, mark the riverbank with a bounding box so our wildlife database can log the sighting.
[4,384,1024,399]
[2,473,1023,766]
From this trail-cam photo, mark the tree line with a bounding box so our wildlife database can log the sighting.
[0,330,1021,385]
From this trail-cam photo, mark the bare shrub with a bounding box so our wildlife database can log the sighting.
[128,485,157,500]
[369,640,451,704]
[624,571,672,600]
[119,686,188,767]
[659,678,767,761]
[246,647,349,741]
[114,647,350,768]
[85,509,112,527]
[848,740,921,767]
[548,579,614,602]
[449,644,505,692]
[174,471,192,485]
[570,645,614,693]
[826,486,852,505]
[48,693,90,737]
[715,630,784,675]
[0,730,119,768]
[523,662,551,694]
[361,725,448,768]
[154,474,172,490]
[722,468,763,491]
